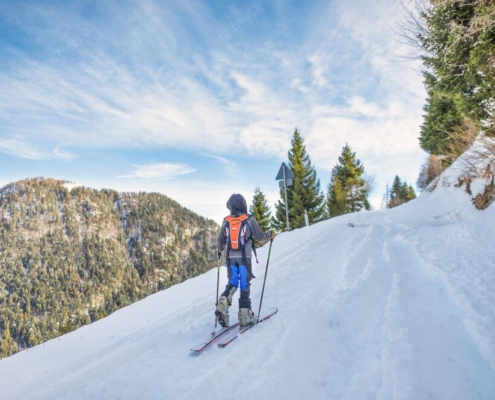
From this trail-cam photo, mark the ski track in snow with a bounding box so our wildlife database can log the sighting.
[1,187,494,399]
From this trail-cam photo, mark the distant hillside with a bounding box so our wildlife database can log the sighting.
[0,178,218,357]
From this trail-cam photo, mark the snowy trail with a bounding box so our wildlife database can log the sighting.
[377,229,490,400]
[0,187,494,399]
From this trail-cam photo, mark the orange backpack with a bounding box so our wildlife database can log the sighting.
[223,214,258,263]
[224,214,249,251]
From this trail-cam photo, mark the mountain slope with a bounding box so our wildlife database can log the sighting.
[0,178,218,357]
[0,178,494,399]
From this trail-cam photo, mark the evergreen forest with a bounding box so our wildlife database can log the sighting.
[0,178,218,358]
[387,176,417,208]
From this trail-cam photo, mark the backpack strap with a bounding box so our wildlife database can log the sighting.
[251,238,259,264]
[223,218,231,264]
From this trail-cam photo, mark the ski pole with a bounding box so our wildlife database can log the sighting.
[257,238,273,322]
[214,256,221,329]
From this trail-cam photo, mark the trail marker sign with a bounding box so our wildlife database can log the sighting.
[275,162,293,231]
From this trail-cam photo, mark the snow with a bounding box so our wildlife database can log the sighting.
[0,183,18,201]
[61,182,81,191]
[1,177,494,399]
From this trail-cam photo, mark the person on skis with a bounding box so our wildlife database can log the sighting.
[215,193,275,328]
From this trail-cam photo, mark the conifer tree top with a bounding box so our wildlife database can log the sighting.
[273,129,325,230]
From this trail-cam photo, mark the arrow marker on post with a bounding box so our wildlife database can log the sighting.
[276,162,294,231]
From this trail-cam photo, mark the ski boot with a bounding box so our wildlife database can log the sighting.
[238,308,256,327]
[215,296,230,327]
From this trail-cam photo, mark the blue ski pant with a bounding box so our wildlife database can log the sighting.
[221,259,253,309]
[229,264,250,291]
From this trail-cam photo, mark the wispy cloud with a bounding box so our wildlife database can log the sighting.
[209,155,238,176]
[0,139,45,159]
[119,163,196,180]
[308,53,330,89]
[54,144,77,160]
[0,138,76,160]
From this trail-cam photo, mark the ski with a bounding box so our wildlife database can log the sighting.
[190,322,240,354]
[218,307,278,348]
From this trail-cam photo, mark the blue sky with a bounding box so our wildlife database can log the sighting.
[0,0,426,224]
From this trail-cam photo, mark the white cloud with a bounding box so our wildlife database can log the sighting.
[231,72,266,105]
[239,120,290,158]
[347,97,383,118]
[120,163,196,180]
[308,53,329,88]
[54,144,76,159]
[290,78,311,94]
[209,155,238,176]
[335,0,425,100]
[0,139,45,159]
[0,138,76,160]
[307,110,423,171]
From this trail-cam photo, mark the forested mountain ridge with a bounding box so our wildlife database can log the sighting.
[0,178,218,357]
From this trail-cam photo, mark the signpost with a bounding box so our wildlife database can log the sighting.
[276,162,294,231]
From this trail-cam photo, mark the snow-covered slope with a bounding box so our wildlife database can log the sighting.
[1,182,494,399]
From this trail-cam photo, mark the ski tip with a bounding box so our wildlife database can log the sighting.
[260,307,278,318]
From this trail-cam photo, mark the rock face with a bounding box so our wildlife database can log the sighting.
[0,178,218,357]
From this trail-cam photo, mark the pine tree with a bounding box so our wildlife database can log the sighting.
[273,129,325,230]
[327,178,346,217]
[388,176,416,208]
[249,187,272,234]
[327,144,370,217]
[406,185,416,201]
[0,323,16,357]
[389,176,403,208]
[420,73,465,156]
[415,0,495,156]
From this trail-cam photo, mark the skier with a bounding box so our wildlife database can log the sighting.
[216,193,275,328]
